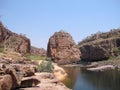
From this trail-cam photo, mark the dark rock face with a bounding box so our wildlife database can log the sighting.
[47,31,80,64]
[79,29,120,61]
[31,46,46,56]
[0,22,31,53]
[21,77,40,88]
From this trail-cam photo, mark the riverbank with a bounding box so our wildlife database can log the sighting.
[18,62,70,90]
[0,51,70,90]
[61,60,120,71]
[19,72,70,90]
[87,60,120,71]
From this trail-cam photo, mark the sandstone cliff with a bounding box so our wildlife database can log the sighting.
[78,29,120,61]
[0,22,31,53]
[47,31,80,64]
[31,46,46,56]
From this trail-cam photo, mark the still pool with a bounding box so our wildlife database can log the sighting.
[62,66,120,90]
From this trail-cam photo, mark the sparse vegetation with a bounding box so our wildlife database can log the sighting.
[109,56,115,60]
[25,53,46,60]
[78,29,120,45]
[25,53,53,72]
[113,47,119,56]
[109,55,120,60]
[37,57,54,73]
[0,50,26,60]
[0,47,4,52]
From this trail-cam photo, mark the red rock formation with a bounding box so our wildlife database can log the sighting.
[0,75,13,90]
[31,46,46,56]
[79,29,120,61]
[47,31,80,64]
[0,22,31,53]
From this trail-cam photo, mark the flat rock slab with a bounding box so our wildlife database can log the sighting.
[18,87,41,90]
[87,65,115,71]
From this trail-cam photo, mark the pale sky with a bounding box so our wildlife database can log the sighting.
[0,0,120,49]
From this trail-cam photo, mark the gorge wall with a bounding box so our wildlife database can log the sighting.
[47,31,80,64]
[0,22,31,54]
[31,46,46,56]
[78,29,120,61]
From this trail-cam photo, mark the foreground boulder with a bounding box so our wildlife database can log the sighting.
[0,66,21,90]
[0,75,13,90]
[21,77,40,88]
[5,67,21,89]
[47,31,80,64]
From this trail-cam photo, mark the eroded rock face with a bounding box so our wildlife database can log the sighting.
[0,22,30,54]
[47,31,80,64]
[31,46,46,57]
[79,29,120,61]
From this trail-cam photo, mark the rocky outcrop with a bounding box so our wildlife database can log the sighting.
[31,46,46,56]
[47,31,80,64]
[0,53,70,90]
[0,62,39,90]
[0,65,21,89]
[0,75,13,90]
[79,29,120,61]
[0,22,30,54]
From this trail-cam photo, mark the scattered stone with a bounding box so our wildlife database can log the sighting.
[8,64,37,77]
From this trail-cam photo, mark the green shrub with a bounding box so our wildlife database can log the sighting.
[109,55,120,60]
[113,47,119,56]
[46,57,52,61]
[25,53,46,60]
[37,58,54,73]
[0,47,4,52]
[25,53,31,59]
[109,56,115,60]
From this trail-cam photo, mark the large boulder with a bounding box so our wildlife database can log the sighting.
[8,64,37,77]
[0,75,13,90]
[0,22,30,54]
[47,31,80,64]
[5,67,21,89]
[21,77,40,88]
[53,63,67,81]
[0,64,21,90]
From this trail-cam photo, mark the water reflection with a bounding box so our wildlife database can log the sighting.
[62,67,81,89]
[62,67,120,90]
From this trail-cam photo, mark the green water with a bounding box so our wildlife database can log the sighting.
[62,67,120,90]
